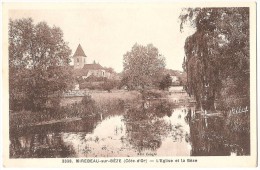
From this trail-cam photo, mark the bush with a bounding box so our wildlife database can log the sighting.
[101,80,118,92]
[81,95,97,115]
[159,74,172,90]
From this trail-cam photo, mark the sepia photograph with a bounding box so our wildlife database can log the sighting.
[2,1,257,168]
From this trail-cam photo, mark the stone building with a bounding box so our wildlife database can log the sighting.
[73,44,112,79]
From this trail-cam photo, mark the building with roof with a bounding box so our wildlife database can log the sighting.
[73,44,112,79]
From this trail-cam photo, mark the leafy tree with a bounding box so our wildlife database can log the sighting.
[103,67,116,74]
[159,74,172,90]
[180,8,249,111]
[9,18,73,111]
[122,43,166,92]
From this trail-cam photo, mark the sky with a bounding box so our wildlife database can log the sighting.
[9,4,195,73]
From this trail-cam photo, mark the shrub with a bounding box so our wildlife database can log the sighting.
[81,95,98,116]
[159,74,172,90]
[101,80,118,92]
[81,95,95,106]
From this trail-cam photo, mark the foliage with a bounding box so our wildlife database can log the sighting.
[81,95,97,114]
[78,79,119,91]
[180,8,249,110]
[143,89,166,99]
[81,95,95,106]
[101,80,119,92]
[83,75,108,82]
[122,43,166,91]
[79,82,102,90]
[9,18,73,111]
[103,67,116,74]
[159,74,172,90]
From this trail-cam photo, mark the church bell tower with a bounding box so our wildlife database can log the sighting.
[73,44,87,69]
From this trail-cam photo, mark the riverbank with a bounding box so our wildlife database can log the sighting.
[10,90,143,129]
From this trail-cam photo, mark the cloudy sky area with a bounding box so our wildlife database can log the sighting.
[9,5,195,72]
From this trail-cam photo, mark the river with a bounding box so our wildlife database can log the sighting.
[9,88,250,158]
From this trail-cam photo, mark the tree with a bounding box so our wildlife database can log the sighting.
[103,67,116,74]
[180,8,249,111]
[159,74,172,90]
[9,18,73,111]
[122,43,166,92]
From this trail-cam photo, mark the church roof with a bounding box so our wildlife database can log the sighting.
[73,68,89,77]
[83,63,104,70]
[73,64,104,77]
[73,44,87,57]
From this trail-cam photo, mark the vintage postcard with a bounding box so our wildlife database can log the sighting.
[2,1,257,168]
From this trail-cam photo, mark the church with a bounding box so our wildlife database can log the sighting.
[73,44,112,79]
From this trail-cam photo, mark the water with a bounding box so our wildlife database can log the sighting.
[10,93,250,158]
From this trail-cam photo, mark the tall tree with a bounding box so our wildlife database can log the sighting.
[9,18,73,111]
[180,8,249,111]
[122,43,166,91]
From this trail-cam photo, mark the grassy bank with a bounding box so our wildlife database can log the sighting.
[10,90,142,129]
[10,89,182,131]
[60,90,140,106]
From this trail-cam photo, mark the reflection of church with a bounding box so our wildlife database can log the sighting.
[73,44,112,79]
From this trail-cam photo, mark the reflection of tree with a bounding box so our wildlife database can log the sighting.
[10,117,100,158]
[154,100,174,118]
[10,133,76,158]
[184,108,192,124]
[123,102,184,152]
[224,112,250,155]
[189,117,230,156]
[125,119,169,151]
[187,114,250,156]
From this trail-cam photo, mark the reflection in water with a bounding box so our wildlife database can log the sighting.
[123,103,192,156]
[10,98,250,158]
[10,116,100,158]
[10,133,76,158]
[185,110,250,156]
[188,116,230,156]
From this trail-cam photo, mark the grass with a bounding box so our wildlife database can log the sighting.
[91,90,140,103]
[60,90,140,106]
